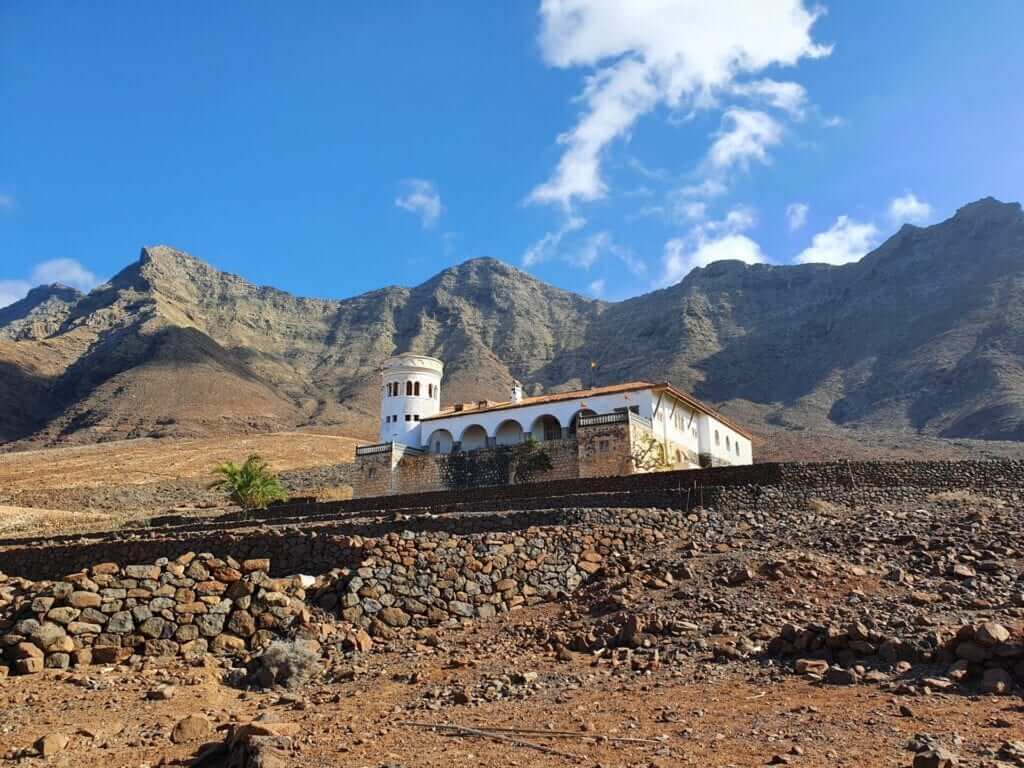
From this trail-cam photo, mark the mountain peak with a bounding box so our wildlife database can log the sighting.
[952,196,1023,223]
[0,283,84,341]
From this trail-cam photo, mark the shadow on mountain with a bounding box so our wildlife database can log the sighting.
[0,360,54,443]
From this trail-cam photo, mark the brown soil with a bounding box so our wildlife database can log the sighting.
[0,432,359,493]
[1,608,1020,767]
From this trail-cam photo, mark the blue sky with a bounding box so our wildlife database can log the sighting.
[2,1,1022,307]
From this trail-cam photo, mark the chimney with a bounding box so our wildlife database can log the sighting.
[511,380,524,404]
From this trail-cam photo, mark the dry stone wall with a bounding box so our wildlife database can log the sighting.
[307,515,668,638]
[0,510,676,676]
[0,555,316,676]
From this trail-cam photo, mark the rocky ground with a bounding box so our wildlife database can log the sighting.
[1,483,1022,766]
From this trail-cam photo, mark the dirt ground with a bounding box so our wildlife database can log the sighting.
[0,432,359,492]
[0,607,1020,768]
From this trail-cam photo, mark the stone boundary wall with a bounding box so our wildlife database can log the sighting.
[0,508,681,582]
[1,555,315,675]
[308,513,670,638]
[2,511,677,675]
[1,460,1021,583]
[313,459,1024,516]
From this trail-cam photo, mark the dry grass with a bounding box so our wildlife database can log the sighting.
[0,505,124,538]
[806,497,845,516]
[312,484,354,502]
[926,490,1007,507]
[0,431,360,493]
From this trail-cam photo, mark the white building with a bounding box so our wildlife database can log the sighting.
[372,353,752,468]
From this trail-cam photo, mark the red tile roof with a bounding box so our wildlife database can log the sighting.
[423,380,752,439]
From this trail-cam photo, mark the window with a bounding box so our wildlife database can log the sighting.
[599,439,609,452]
[414,381,420,396]
[735,442,741,456]
[413,415,420,421]
[427,383,433,398]
[714,430,720,446]
[726,435,731,451]
[405,414,411,421]
[406,381,413,396]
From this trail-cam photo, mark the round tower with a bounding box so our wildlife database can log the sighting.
[379,353,444,445]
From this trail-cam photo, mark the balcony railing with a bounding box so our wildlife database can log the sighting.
[355,442,394,456]
[577,412,628,427]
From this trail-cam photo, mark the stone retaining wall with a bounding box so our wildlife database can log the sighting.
[1,510,677,675]
[0,555,314,676]
[307,515,669,638]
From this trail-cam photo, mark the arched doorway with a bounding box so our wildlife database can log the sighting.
[495,419,525,446]
[530,414,562,442]
[460,424,488,451]
[427,429,454,454]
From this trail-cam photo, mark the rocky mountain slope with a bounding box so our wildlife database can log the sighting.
[1,197,1022,451]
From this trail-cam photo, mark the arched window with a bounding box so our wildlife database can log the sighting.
[414,381,420,396]
[725,435,731,451]
[735,441,741,456]
[714,430,720,446]
[406,381,413,396]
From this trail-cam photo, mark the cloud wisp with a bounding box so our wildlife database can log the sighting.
[395,179,442,228]
[786,202,809,231]
[529,0,830,210]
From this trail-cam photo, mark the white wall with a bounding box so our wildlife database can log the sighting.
[647,391,702,467]
[379,355,443,444]
[412,384,752,466]
[698,413,752,465]
[420,389,648,451]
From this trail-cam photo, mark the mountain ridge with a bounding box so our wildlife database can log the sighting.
[1,197,1023,453]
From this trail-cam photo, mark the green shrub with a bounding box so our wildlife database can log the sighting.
[510,437,554,483]
[209,453,288,509]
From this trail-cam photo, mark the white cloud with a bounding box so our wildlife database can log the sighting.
[0,280,31,309]
[656,206,766,286]
[588,278,606,296]
[730,78,808,119]
[30,258,99,291]
[522,215,587,267]
[888,192,932,225]
[529,0,829,209]
[675,177,728,200]
[659,234,765,286]
[0,258,100,309]
[786,202,809,231]
[708,108,783,171]
[395,179,442,228]
[796,215,879,265]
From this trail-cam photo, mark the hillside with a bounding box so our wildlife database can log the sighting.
[1,197,1023,453]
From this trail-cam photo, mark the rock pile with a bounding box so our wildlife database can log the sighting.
[0,554,318,676]
[772,620,1024,694]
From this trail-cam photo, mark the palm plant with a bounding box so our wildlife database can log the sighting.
[209,453,288,509]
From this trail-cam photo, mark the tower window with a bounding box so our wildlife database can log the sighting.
[406,381,413,396]
[413,414,420,421]
[414,381,420,396]
[405,414,411,421]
